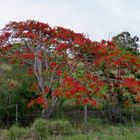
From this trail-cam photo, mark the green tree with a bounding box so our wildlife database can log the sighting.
[112,32,140,55]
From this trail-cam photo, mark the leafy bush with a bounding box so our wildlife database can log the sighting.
[31,118,48,140]
[7,125,27,140]
[46,119,73,135]
[31,118,73,139]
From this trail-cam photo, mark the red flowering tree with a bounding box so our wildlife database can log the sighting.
[0,20,97,118]
[0,20,140,121]
[54,38,140,122]
[73,40,140,122]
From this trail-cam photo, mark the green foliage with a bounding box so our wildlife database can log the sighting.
[31,118,73,138]
[0,62,42,127]
[31,118,48,140]
[0,117,140,140]
[112,32,140,55]
[7,125,27,140]
[46,119,73,135]
[135,73,140,79]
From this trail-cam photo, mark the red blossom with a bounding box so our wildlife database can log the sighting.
[45,86,50,93]
[82,98,90,105]
[123,78,140,88]
[36,96,45,104]
[22,53,34,59]
[90,99,97,106]
[28,68,33,76]
[95,87,100,93]
[56,43,68,51]
[50,62,57,67]
[56,70,62,76]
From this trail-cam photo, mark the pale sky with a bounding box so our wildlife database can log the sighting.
[0,0,140,41]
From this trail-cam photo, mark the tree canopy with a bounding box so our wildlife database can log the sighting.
[0,20,140,121]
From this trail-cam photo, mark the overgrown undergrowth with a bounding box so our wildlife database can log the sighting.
[0,117,140,140]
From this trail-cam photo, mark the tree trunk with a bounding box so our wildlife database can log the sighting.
[43,97,59,119]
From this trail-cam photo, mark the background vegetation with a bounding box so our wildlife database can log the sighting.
[0,21,140,140]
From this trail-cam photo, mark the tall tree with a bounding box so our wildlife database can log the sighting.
[1,21,140,122]
[0,20,93,118]
[112,32,140,55]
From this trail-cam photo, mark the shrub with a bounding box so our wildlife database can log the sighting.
[46,119,73,135]
[31,118,73,139]
[7,125,27,140]
[31,118,48,140]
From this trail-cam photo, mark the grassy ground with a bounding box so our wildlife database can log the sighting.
[48,119,140,140]
[0,103,140,140]
[0,118,140,140]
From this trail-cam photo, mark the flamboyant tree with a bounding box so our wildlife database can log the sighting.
[0,20,140,121]
[0,20,96,118]
[47,34,140,122]
[52,38,140,122]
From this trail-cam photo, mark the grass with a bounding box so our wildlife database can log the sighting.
[0,118,140,140]
[46,119,140,140]
[0,103,140,140]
